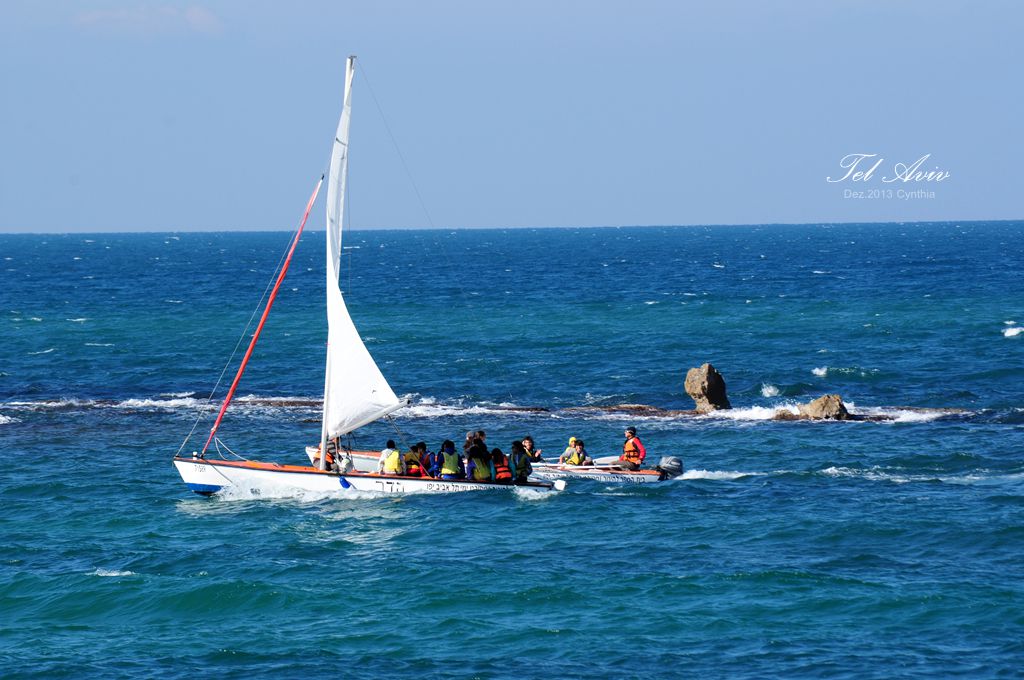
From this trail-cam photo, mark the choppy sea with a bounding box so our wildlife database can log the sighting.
[1,222,1023,678]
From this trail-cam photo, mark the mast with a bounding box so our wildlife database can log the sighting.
[319,55,404,469]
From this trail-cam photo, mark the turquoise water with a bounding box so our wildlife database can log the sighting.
[2,223,1023,678]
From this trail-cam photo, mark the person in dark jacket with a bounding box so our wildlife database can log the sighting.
[510,439,533,484]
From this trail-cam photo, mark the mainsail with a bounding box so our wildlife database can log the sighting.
[321,56,402,448]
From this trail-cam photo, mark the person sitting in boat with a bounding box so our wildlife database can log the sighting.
[562,439,593,466]
[618,426,647,470]
[438,440,464,479]
[466,441,493,482]
[522,435,543,462]
[404,443,427,477]
[510,440,533,484]
[311,437,338,470]
[558,437,580,464]
[422,441,445,478]
[377,440,405,476]
[491,447,513,485]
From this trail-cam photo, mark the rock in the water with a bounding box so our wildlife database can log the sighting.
[773,394,850,421]
[799,394,849,420]
[684,363,732,413]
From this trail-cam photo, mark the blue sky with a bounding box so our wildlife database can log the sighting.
[1,1,1020,232]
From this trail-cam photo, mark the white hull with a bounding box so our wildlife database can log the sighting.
[530,462,670,484]
[174,456,564,496]
[305,446,379,472]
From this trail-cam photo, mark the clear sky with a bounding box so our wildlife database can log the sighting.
[1,1,1020,232]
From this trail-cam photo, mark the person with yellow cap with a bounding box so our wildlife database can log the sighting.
[558,437,579,464]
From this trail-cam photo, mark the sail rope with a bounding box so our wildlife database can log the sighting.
[385,414,413,457]
[200,176,325,455]
[356,63,496,410]
[175,232,304,457]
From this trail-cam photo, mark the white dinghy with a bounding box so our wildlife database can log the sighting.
[173,57,564,497]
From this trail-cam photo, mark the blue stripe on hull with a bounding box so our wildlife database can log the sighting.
[187,483,222,495]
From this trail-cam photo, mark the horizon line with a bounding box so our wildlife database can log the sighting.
[1,217,1021,236]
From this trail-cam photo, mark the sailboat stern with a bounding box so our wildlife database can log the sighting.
[174,457,232,495]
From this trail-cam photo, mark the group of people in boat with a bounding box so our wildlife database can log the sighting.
[375,430,540,484]
[371,426,647,482]
[555,426,646,469]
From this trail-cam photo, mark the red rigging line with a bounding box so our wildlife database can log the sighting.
[201,175,325,455]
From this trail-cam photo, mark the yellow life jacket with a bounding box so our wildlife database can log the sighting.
[566,450,587,466]
[440,452,461,476]
[383,449,403,474]
[470,456,492,481]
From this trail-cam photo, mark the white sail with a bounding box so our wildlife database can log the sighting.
[321,56,402,443]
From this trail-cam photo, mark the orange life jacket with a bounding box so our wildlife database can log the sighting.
[493,453,513,482]
[622,437,644,464]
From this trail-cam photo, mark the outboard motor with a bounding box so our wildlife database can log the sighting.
[655,456,684,480]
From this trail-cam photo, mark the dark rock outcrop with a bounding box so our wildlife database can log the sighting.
[684,363,732,413]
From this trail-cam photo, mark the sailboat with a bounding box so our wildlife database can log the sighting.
[173,56,565,496]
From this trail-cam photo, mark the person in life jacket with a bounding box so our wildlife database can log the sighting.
[466,441,493,482]
[311,437,337,470]
[491,447,513,485]
[522,435,543,462]
[438,440,464,479]
[558,437,578,464]
[563,439,593,466]
[619,426,647,470]
[404,443,426,477]
[376,439,405,475]
[510,439,533,484]
[422,441,445,478]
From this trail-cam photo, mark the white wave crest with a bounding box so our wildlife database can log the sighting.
[29,348,56,355]
[91,569,136,577]
[1004,327,1023,338]
[812,366,828,377]
[112,397,208,410]
[700,405,792,421]
[66,318,88,323]
[761,383,780,397]
[0,414,18,425]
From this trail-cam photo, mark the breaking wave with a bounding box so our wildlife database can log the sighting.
[1004,327,1023,338]
[760,383,780,397]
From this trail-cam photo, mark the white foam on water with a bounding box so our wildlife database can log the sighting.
[812,366,828,377]
[66,318,88,323]
[847,404,961,423]
[29,348,56,355]
[85,342,114,347]
[712,263,725,269]
[1003,327,1023,338]
[91,569,136,577]
[680,469,764,481]
[0,414,18,425]
[812,270,830,274]
[700,405,792,421]
[29,317,41,322]
[513,486,559,501]
[761,383,780,397]
[113,397,208,410]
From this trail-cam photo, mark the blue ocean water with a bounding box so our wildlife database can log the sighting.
[1,222,1023,678]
